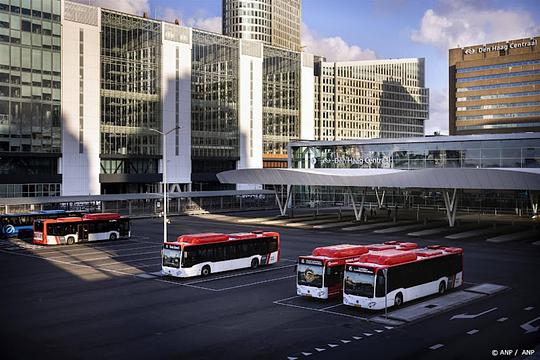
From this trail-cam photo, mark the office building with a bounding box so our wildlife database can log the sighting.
[0,0,62,198]
[222,0,301,52]
[0,0,313,197]
[314,58,429,140]
[449,36,540,135]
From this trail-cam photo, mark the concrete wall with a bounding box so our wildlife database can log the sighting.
[61,1,101,195]
[300,52,315,140]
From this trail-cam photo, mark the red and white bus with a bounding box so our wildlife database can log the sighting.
[343,241,463,310]
[297,244,369,299]
[33,213,130,245]
[161,231,280,278]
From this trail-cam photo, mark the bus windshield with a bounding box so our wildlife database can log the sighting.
[344,272,374,297]
[34,220,44,232]
[297,263,323,288]
[163,248,181,268]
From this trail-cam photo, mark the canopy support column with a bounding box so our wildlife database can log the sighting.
[348,187,366,221]
[274,185,293,216]
[375,188,386,208]
[530,191,538,215]
[443,189,458,227]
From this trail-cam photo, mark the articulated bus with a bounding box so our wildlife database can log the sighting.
[33,213,130,245]
[343,241,463,310]
[297,244,369,299]
[162,231,280,278]
[0,210,84,238]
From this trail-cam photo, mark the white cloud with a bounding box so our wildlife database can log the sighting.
[411,1,540,50]
[184,16,222,34]
[73,0,149,16]
[301,23,377,61]
[425,88,449,135]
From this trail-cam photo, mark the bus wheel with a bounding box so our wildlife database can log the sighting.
[109,233,117,241]
[394,293,403,308]
[439,281,447,295]
[250,258,259,269]
[201,265,211,277]
[66,237,75,245]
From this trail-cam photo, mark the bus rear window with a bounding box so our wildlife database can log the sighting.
[34,221,44,232]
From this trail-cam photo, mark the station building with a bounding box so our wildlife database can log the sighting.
[218,132,540,224]
[449,36,540,135]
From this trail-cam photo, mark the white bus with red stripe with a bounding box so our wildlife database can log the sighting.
[33,213,130,245]
[343,241,463,310]
[161,231,280,278]
[297,244,369,299]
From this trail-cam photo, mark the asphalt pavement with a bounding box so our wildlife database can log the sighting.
[1,210,539,360]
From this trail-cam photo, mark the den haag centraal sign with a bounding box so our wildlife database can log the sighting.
[314,155,391,168]
[464,39,537,55]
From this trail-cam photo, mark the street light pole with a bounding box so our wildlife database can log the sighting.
[149,126,180,243]
[383,268,388,319]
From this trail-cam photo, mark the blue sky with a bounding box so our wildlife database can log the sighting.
[87,0,540,134]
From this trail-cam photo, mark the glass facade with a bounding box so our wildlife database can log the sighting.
[0,0,61,197]
[292,136,540,170]
[99,10,162,193]
[289,134,540,214]
[262,45,300,159]
[191,29,239,189]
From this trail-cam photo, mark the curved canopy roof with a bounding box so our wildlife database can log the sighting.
[217,168,540,190]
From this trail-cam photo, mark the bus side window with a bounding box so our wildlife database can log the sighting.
[375,273,386,297]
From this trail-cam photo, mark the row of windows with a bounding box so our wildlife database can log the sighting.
[457,80,540,92]
[0,0,61,21]
[457,59,540,73]
[47,219,130,237]
[457,122,540,131]
[457,69,540,83]
[457,90,540,102]
[457,111,540,121]
[457,101,540,112]
[0,182,60,198]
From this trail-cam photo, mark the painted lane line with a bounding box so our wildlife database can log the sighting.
[363,333,373,337]
[374,329,384,333]
[60,250,159,264]
[315,348,326,352]
[340,340,350,344]
[275,295,302,302]
[497,317,508,322]
[450,307,497,320]
[352,336,362,340]
[467,329,479,335]
[520,316,540,334]
[214,275,296,291]
[152,277,219,292]
[184,264,296,285]
[321,303,344,310]
[98,256,162,267]
[429,344,444,350]
[273,301,368,320]
[287,357,298,360]
[113,263,162,272]
[301,352,312,356]
[42,245,161,260]
[327,344,338,348]
[524,306,534,311]
[384,326,394,330]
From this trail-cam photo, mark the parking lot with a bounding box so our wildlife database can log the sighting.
[1,211,539,359]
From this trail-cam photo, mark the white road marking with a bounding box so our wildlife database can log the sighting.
[321,303,344,310]
[315,348,325,352]
[275,295,302,302]
[136,273,155,279]
[520,316,540,334]
[113,263,161,272]
[184,264,296,285]
[287,357,298,360]
[328,344,338,348]
[497,317,508,322]
[352,336,362,340]
[273,301,368,321]
[429,344,444,350]
[363,333,373,337]
[340,340,350,344]
[467,329,479,335]
[61,250,159,264]
[301,352,312,356]
[99,257,161,267]
[384,326,394,330]
[43,244,160,259]
[214,275,296,291]
[450,307,498,320]
[374,329,383,333]
[524,306,534,311]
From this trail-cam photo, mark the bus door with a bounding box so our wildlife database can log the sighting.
[325,264,345,296]
[78,224,89,242]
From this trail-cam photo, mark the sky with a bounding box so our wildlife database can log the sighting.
[79,0,540,135]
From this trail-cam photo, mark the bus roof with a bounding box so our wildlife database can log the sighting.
[311,244,368,259]
[172,231,279,245]
[348,244,463,269]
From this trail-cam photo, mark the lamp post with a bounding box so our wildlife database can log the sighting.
[149,126,180,243]
[383,268,388,319]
